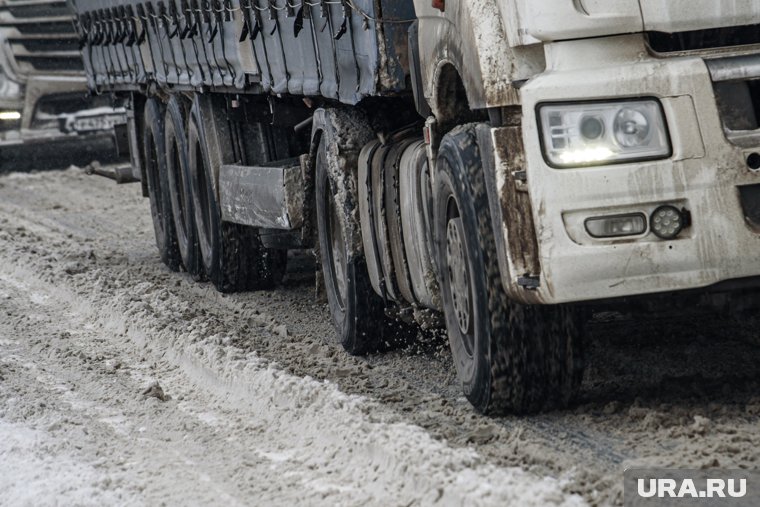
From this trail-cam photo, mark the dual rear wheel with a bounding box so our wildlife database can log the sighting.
[314,136,415,355]
[165,96,202,280]
[314,121,585,414]
[186,96,286,292]
[143,99,181,272]
[143,96,285,292]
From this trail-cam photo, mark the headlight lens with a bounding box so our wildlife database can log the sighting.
[0,111,21,121]
[539,99,670,168]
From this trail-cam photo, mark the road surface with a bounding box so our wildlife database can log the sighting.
[0,167,758,506]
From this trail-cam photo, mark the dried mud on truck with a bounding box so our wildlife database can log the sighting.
[67,0,760,415]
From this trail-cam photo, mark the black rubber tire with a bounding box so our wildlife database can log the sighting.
[315,136,414,355]
[434,124,584,415]
[165,96,203,280]
[385,139,418,305]
[143,98,181,272]
[187,96,286,292]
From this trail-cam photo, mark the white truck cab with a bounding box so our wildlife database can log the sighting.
[414,0,760,304]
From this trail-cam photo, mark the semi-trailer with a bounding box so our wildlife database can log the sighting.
[68,0,760,413]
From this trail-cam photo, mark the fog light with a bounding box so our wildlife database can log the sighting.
[585,213,647,238]
[650,205,684,239]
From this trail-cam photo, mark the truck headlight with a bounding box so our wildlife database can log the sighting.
[0,111,21,121]
[538,99,671,168]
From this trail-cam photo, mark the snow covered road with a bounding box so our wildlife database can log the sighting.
[0,169,582,505]
[0,168,759,506]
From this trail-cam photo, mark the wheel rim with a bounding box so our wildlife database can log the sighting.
[325,186,347,311]
[446,211,474,351]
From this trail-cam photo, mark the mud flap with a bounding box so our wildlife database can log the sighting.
[475,123,543,304]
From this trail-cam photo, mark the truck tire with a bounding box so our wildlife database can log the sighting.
[315,137,413,355]
[165,96,202,280]
[143,98,181,272]
[434,124,584,414]
[187,97,286,292]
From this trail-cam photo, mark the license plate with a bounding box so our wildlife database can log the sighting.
[70,115,122,133]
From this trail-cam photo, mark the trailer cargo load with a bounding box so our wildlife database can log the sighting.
[70,0,412,103]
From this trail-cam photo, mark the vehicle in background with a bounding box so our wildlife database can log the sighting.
[0,0,126,168]
[67,0,760,415]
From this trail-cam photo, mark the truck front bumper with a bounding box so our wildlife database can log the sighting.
[506,34,760,304]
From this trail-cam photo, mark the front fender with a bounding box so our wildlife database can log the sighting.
[413,0,544,113]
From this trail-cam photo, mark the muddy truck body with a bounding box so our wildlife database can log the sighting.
[68,0,760,414]
[0,0,126,162]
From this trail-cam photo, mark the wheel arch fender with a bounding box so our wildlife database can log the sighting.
[414,0,545,117]
[473,122,545,305]
[433,122,545,305]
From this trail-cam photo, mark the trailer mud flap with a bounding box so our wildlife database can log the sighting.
[219,161,304,229]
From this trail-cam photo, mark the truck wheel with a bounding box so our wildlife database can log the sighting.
[143,98,181,272]
[165,96,202,280]
[434,125,584,414]
[315,137,413,355]
[187,98,286,292]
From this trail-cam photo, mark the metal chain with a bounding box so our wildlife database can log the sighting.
[87,0,413,27]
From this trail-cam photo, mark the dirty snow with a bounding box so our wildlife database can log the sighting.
[0,167,583,506]
[1,167,759,506]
